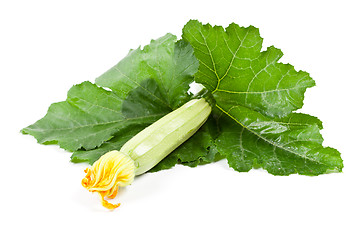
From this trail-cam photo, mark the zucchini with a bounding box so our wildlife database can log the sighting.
[82,98,211,209]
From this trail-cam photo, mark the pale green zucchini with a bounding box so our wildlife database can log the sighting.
[82,98,212,209]
[121,98,212,175]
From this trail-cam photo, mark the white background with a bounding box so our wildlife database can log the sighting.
[1,0,359,239]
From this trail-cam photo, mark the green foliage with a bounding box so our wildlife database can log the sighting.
[22,20,343,175]
[182,20,342,175]
[22,34,199,153]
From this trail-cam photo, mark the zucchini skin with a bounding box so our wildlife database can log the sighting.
[120,98,211,175]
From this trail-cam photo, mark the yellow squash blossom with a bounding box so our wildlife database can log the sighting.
[81,151,135,209]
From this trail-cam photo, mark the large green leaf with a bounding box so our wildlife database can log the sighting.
[183,20,343,175]
[21,81,162,151]
[216,110,342,175]
[22,34,199,153]
[183,20,314,118]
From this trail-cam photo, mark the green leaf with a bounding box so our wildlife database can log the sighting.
[21,81,162,151]
[183,20,315,118]
[183,20,343,175]
[22,34,199,153]
[216,110,342,175]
